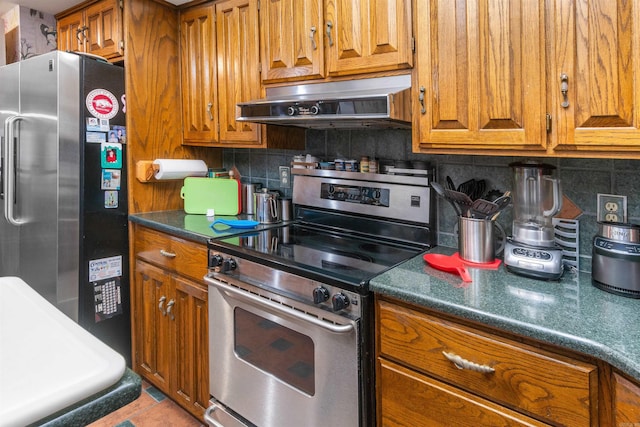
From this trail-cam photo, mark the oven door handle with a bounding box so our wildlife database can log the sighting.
[207,277,355,334]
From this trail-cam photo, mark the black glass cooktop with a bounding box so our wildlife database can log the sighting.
[210,223,425,289]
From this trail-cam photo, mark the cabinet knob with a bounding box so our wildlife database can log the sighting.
[166,299,175,321]
[560,73,570,108]
[207,102,214,121]
[159,295,167,315]
[326,21,334,47]
[309,26,317,50]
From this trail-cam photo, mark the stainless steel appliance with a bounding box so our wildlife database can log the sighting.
[236,75,411,129]
[592,221,640,298]
[204,169,436,427]
[253,188,280,224]
[504,161,564,280]
[0,51,131,364]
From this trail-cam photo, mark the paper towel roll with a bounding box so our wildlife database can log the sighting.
[153,159,208,180]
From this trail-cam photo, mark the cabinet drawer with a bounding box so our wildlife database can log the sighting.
[377,299,597,426]
[134,226,207,282]
[379,358,549,427]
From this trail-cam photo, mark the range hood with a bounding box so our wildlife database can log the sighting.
[236,75,412,130]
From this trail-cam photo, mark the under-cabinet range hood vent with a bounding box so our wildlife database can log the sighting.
[236,75,412,130]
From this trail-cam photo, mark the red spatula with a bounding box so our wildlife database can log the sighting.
[423,253,472,282]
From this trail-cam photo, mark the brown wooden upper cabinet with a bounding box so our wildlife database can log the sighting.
[180,4,218,144]
[180,0,261,146]
[56,0,124,62]
[260,0,413,83]
[180,0,305,149]
[549,0,640,156]
[413,0,547,154]
[413,0,640,158]
[215,0,262,145]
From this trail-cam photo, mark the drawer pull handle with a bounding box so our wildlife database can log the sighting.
[442,351,495,374]
[159,249,176,258]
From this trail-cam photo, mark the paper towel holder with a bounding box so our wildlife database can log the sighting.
[135,160,160,183]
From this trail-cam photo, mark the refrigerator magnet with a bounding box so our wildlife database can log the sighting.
[112,125,126,144]
[104,190,119,208]
[101,142,122,168]
[86,117,102,131]
[102,169,121,190]
[87,131,107,143]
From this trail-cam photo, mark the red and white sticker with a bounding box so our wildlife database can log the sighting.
[86,89,119,120]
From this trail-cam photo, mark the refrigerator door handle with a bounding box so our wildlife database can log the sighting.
[3,115,26,225]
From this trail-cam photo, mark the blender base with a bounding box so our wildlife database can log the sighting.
[504,239,564,281]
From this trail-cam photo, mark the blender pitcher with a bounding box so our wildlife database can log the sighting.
[510,161,562,247]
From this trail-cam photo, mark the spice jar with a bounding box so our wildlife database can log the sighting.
[359,156,369,173]
[369,158,378,173]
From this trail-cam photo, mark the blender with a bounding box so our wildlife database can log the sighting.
[504,161,564,279]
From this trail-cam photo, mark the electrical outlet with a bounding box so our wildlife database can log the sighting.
[597,193,627,223]
[279,166,291,188]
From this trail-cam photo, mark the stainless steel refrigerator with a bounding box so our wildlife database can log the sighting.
[0,51,131,365]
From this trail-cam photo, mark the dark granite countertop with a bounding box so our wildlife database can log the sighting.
[128,211,640,383]
[129,210,289,244]
[32,368,141,427]
[371,246,640,382]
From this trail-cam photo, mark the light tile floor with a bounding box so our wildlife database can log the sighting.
[88,380,205,427]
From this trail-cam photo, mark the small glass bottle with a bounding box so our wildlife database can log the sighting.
[360,156,369,173]
[369,158,378,174]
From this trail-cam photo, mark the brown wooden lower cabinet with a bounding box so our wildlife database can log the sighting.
[614,371,640,425]
[376,296,599,426]
[378,358,549,426]
[132,225,209,419]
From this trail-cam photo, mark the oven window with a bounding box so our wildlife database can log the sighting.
[234,307,315,395]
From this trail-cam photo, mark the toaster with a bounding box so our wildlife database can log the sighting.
[592,222,640,298]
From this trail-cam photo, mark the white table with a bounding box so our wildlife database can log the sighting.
[0,276,125,427]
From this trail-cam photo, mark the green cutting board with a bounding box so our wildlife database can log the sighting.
[180,178,242,215]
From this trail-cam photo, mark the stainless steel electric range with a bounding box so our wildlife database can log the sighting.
[204,169,436,427]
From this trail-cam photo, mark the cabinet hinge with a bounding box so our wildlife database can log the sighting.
[258,63,262,74]
[120,40,124,50]
[546,113,552,133]
[257,0,260,11]
[119,0,123,10]
[411,36,415,53]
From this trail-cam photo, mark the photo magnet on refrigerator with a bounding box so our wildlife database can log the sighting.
[102,169,121,190]
[101,142,122,168]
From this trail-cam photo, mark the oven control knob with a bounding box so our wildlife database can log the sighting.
[287,106,298,116]
[221,258,237,273]
[312,287,330,304]
[332,293,350,311]
[210,254,224,268]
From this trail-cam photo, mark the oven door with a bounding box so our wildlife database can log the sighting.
[205,275,360,427]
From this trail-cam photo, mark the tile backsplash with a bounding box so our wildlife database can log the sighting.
[223,129,640,273]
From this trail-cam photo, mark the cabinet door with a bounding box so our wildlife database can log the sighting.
[57,11,84,53]
[413,0,547,153]
[613,372,640,425]
[173,276,209,419]
[216,0,261,145]
[180,4,219,144]
[84,0,123,60]
[260,0,325,82]
[551,0,640,154]
[325,0,413,76]
[133,260,173,393]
